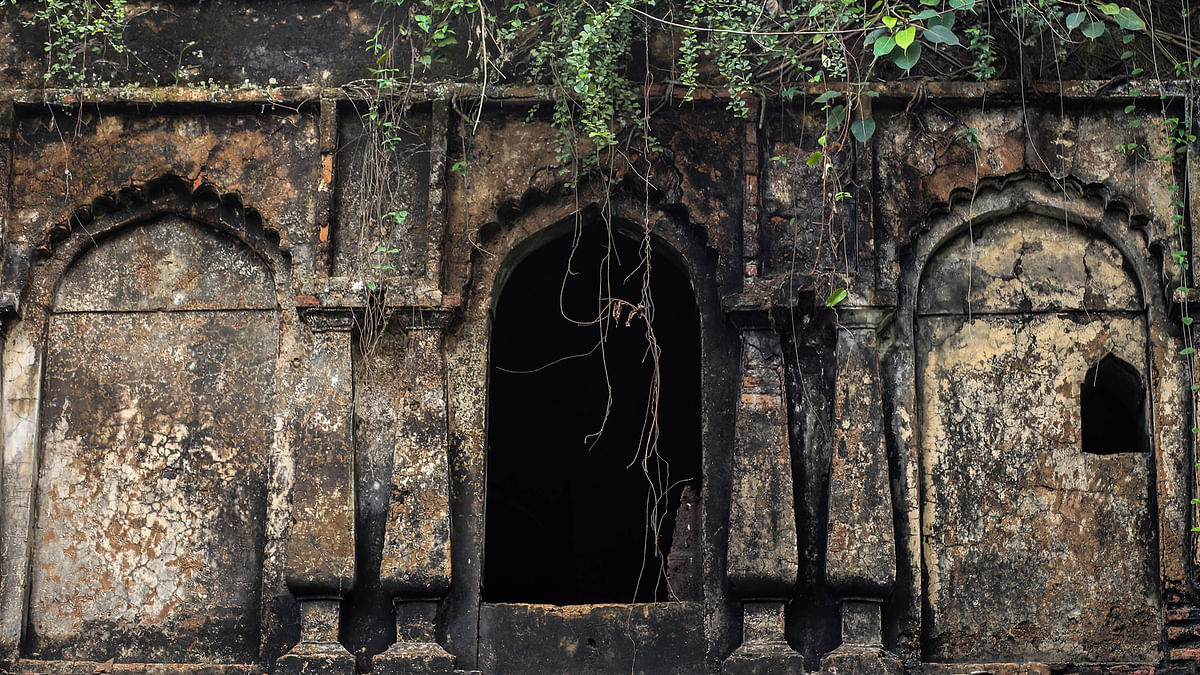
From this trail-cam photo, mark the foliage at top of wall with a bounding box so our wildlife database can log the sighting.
[6,0,128,86]
[374,0,1194,151]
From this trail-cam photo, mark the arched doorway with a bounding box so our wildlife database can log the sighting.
[484,221,702,605]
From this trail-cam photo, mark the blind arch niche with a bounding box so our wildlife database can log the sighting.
[26,215,279,664]
[915,211,1159,663]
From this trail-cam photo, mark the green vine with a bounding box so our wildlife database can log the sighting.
[8,0,129,86]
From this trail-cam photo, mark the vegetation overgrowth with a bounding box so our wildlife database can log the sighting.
[10,0,1200,544]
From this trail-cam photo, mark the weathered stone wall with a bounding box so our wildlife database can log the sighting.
[0,3,1196,674]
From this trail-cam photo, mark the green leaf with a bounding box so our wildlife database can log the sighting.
[928,12,956,29]
[814,90,843,104]
[1192,498,1200,504]
[1184,316,1194,325]
[873,34,897,57]
[912,9,938,20]
[948,0,976,9]
[924,25,960,46]
[1082,20,1106,39]
[1114,7,1146,31]
[825,288,848,307]
[806,150,823,166]
[826,104,848,130]
[892,42,922,71]
[1181,347,1195,355]
[919,0,939,5]
[895,26,917,49]
[851,117,877,142]
[881,15,898,29]
[1066,11,1086,30]
[1098,3,1120,16]
[1124,104,1136,113]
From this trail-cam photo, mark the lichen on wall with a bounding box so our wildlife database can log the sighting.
[27,217,279,663]
[917,214,1160,663]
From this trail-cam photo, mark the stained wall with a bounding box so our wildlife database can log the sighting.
[0,3,1194,674]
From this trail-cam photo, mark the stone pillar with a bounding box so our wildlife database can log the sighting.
[373,310,456,674]
[0,300,37,662]
[723,324,804,675]
[821,308,902,675]
[277,308,357,675]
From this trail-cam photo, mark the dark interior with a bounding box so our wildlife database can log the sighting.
[484,221,702,604]
[1081,353,1149,455]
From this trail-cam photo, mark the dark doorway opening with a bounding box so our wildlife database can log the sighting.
[1081,353,1149,454]
[484,221,702,605]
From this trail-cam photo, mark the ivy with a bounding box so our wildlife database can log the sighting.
[365,0,1162,159]
[8,0,129,86]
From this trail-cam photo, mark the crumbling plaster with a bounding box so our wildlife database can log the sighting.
[0,6,1193,670]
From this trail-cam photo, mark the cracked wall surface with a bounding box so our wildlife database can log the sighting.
[30,217,278,663]
[0,3,1195,674]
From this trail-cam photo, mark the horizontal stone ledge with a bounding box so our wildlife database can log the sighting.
[0,79,1192,109]
[13,660,260,675]
[922,663,1160,675]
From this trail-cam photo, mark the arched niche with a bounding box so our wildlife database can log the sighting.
[911,194,1161,663]
[9,203,284,667]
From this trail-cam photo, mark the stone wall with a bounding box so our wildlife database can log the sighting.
[0,2,1196,674]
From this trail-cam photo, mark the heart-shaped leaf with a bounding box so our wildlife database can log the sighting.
[1114,7,1146,31]
[895,26,917,49]
[851,117,876,142]
[892,42,922,71]
[923,25,960,45]
[928,12,956,29]
[826,104,847,130]
[873,34,897,57]
[814,90,842,104]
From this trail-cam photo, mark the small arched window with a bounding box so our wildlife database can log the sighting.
[1080,353,1149,455]
[484,221,702,605]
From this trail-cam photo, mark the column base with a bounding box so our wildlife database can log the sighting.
[723,639,806,675]
[723,600,805,674]
[373,640,456,674]
[820,644,903,675]
[275,641,356,675]
[276,598,355,675]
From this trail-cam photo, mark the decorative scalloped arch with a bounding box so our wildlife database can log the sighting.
[901,172,1157,313]
[17,174,287,317]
